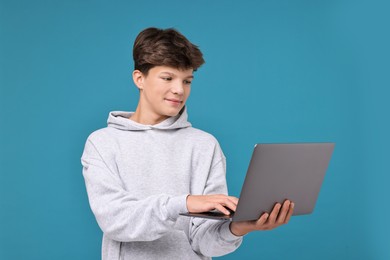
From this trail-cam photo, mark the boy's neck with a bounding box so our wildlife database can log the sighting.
[129,107,169,125]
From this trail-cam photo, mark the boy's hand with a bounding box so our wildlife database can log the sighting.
[229,200,294,236]
[186,194,238,215]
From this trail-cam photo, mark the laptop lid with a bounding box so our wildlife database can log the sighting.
[180,142,335,222]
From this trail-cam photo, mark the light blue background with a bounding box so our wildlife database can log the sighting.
[1,0,389,259]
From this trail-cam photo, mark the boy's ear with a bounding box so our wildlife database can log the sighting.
[132,70,144,90]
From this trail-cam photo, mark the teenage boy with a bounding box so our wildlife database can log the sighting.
[81,27,294,260]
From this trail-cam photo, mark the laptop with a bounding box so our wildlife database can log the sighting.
[180,142,335,222]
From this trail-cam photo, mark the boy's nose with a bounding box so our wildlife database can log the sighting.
[171,82,184,95]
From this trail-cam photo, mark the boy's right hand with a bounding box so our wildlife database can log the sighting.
[186,194,238,215]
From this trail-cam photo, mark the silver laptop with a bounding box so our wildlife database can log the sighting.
[180,143,335,222]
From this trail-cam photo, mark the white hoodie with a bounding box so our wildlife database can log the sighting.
[81,108,242,260]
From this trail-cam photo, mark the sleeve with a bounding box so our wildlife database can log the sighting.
[189,148,243,257]
[81,138,188,242]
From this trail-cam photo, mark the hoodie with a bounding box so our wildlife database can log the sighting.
[81,108,243,260]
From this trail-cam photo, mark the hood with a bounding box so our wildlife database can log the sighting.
[107,107,192,131]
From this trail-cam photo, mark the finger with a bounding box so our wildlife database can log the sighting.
[256,212,269,226]
[213,195,238,212]
[228,196,239,205]
[276,200,291,224]
[214,204,231,215]
[215,194,238,204]
[267,203,282,224]
[222,198,238,212]
[284,202,294,223]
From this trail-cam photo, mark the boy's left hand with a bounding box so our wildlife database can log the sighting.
[229,200,294,236]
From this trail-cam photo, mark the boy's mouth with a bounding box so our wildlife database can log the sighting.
[165,98,183,105]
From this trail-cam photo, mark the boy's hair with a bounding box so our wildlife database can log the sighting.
[133,27,205,75]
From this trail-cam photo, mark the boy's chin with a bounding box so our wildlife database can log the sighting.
[165,107,185,117]
[165,111,180,117]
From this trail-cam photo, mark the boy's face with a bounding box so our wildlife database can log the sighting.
[133,66,193,124]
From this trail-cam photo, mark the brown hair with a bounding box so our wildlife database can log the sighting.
[133,27,205,74]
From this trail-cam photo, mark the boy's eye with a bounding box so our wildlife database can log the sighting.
[162,77,172,81]
[184,80,192,85]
